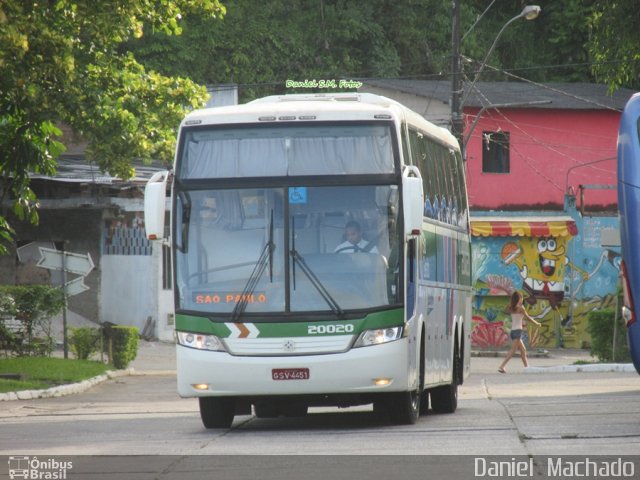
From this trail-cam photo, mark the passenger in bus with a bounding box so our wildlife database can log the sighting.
[334,220,379,253]
[498,291,541,373]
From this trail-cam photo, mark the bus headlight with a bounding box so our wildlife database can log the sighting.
[353,327,403,348]
[176,331,226,352]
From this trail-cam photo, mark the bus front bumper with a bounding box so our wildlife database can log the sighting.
[176,338,411,398]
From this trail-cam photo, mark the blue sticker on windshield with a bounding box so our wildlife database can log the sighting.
[289,187,308,204]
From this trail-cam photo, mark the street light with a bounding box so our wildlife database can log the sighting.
[450,3,541,154]
[461,5,541,107]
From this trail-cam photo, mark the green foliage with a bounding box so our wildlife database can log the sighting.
[69,327,101,361]
[129,0,458,101]
[129,0,615,103]
[586,309,631,363]
[0,356,110,393]
[588,1,640,90]
[108,326,139,369]
[0,0,225,252]
[0,285,65,357]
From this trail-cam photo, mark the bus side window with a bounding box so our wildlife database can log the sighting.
[401,123,412,166]
[431,143,446,222]
[420,230,437,282]
[409,129,431,218]
[454,151,468,228]
[443,147,457,226]
[425,140,440,220]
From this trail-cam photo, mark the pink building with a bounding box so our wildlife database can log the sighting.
[462,82,634,212]
[362,80,635,212]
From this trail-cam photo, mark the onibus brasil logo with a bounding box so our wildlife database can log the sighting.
[8,456,73,479]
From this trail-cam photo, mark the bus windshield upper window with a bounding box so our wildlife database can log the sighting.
[177,124,395,179]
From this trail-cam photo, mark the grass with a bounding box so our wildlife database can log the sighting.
[572,359,597,365]
[0,356,112,393]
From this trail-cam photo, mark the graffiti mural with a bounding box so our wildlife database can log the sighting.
[501,235,588,308]
[471,207,621,349]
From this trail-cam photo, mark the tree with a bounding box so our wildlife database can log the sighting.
[588,1,640,90]
[0,0,225,254]
[129,0,454,101]
[460,0,595,84]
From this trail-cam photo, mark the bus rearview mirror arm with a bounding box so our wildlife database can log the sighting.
[144,170,171,241]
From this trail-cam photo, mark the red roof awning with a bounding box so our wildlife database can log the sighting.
[470,217,578,238]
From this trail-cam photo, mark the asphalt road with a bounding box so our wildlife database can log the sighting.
[1,343,638,459]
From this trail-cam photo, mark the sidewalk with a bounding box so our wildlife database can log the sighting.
[471,347,637,374]
[133,341,636,374]
[129,339,176,374]
[1,342,636,402]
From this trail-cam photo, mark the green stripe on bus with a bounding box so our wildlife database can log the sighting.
[175,308,404,338]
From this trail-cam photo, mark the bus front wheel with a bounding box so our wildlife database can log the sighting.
[199,397,235,429]
[388,389,420,425]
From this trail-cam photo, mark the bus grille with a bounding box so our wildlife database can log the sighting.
[223,335,354,356]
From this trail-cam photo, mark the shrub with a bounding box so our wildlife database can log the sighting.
[108,326,139,369]
[0,285,64,357]
[587,309,631,362]
[69,327,101,360]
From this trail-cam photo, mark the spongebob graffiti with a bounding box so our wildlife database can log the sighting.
[501,236,588,308]
[470,213,621,349]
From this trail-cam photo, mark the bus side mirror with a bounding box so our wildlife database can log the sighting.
[402,166,424,237]
[144,170,170,241]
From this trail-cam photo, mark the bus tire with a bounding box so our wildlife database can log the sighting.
[431,340,460,414]
[419,389,430,415]
[389,334,423,425]
[389,389,420,425]
[455,333,464,385]
[199,397,235,429]
[429,383,457,414]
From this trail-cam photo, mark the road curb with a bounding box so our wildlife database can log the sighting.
[0,368,175,402]
[472,350,550,358]
[525,363,636,373]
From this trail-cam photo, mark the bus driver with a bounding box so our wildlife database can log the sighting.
[334,220,379,253]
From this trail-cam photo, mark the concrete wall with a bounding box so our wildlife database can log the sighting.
[99,203,173,341]
[100,241,173,342]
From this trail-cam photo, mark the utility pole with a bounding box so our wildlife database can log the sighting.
[451,0,464,155]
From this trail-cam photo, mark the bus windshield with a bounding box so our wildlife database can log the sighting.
[175,185,401,316]
[178,124,395,178]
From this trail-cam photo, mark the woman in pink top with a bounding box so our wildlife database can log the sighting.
[498,291,541,373]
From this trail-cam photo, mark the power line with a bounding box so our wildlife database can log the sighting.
[460,55,623,112]
[466,85,616,189]
[215,57,639,91]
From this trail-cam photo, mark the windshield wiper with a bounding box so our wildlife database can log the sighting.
[231,211,275,323]
[290,215,343,317]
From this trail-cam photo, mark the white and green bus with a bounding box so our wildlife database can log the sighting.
[144,93,472,428]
